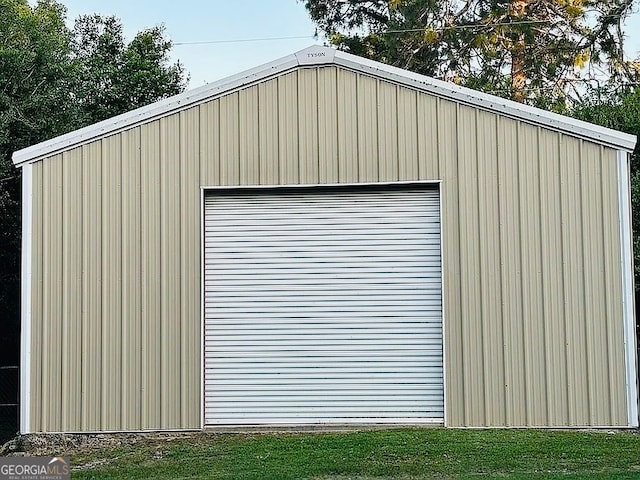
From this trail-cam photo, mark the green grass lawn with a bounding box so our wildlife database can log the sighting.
[68,428,639,479]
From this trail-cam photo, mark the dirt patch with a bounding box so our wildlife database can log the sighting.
[0,431,203,458]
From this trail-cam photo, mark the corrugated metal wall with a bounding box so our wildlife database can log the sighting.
[28,66,629,431]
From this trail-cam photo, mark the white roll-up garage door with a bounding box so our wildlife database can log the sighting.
[203,186,443,425]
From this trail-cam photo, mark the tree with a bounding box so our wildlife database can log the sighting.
[302,0,635,106]
[0,0,74,365]
[0,0,187,365]
[70,14,186,126]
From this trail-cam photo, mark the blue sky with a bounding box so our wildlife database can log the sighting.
[58,1,640,88]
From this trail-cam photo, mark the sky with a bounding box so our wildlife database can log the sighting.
[56,1,640,89]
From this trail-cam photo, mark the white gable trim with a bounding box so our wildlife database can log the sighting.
[12,45,636,166]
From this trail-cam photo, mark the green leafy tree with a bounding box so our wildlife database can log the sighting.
[0,0,73,364]
[70,14,186,125]
[0,0,187,365]
[303,0,635,106]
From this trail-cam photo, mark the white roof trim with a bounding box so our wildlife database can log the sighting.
[13,45,636,166]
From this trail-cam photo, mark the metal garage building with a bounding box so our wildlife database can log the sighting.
[13,46,639,432]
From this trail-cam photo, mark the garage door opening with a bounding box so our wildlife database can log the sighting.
[203,184,443,426]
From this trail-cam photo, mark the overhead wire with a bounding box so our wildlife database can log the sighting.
[172,20,553,46]
[174,34,315,46]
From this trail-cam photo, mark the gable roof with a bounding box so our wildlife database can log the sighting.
[12,45,636,166]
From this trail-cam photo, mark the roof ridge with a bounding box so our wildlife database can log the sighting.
[12,45,635,166]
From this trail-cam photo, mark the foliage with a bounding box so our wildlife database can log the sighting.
[302,0,635,106]
[70,14,185,126]
[0,0,73,364]
[0,0,187,362]
[65,428,640,479]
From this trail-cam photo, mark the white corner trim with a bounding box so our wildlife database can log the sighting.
[200,188,206,431]
[617,150,639,427]
[20,164,33,434]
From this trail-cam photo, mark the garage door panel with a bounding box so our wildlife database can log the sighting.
[207,323,443,332]
[205,354,443,363]
[208,294,441,303]
[208,247,440,256]
[205,335,442,349]
[205,278,439,284]
[205,304,442,313]
[206,384,443,393]
[204,187,443,426]
[206,284,441,293]
[206,373,443,382]
[204,312,443,321]
[209,358,442,366]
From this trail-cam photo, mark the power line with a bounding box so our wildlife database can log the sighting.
[174,34,315,46]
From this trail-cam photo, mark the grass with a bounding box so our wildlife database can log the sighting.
[69,428,640,479]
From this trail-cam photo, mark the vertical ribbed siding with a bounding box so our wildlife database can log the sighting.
[159,115,181,429]
[30,164,43,431]
[538,128,568,426]
[102,135,122,430]
[497,116,525,426]
[338,69,358,183]
[29,119,201,431]
[81,141,102,430]
[28,65,631,431]
[140,120,161,429]
[317,69,338,184]
[61,149,82,431]
[476,110,504,426]
[179,109,202,429]
[41,155,63,431]
[436,98,461,426]
[457,105,484,425]
[298,70,319,183]
[356,75,378,183]
[257,80,278,185]
[397,87,419,181]
[121,127,142,429]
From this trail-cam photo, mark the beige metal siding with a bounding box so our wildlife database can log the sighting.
[140,121,162,429]
[61,148,82,431]
[30,122,201,431]
[179,109,201,427]
[121,127,142,429]
[28,66,630,431]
